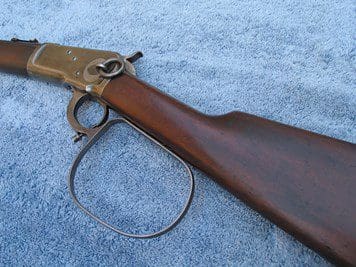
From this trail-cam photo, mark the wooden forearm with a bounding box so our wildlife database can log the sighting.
[0,40,39,75]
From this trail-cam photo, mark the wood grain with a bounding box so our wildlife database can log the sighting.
[0,40,39,75]
[102,73,356,266]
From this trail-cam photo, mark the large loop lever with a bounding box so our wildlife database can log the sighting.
[67,116,195,238]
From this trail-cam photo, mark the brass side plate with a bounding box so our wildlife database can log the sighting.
[27,43,122,92]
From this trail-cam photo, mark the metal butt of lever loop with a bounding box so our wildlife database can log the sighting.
[67,116,195,238]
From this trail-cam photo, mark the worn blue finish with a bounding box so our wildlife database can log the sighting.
[0,0,355,266]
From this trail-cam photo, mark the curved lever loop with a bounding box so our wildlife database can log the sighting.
[67,90,109,141]
[68,117,195,238]
[67,89,109,142]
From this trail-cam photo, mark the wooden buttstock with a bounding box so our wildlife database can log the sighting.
[102,74,356,266]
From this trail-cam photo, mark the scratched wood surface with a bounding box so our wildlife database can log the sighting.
[103,74,356,266]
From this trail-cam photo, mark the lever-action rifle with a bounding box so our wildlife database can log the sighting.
[0,39,355,266]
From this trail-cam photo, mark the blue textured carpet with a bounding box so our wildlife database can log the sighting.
[0,0,355,266]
